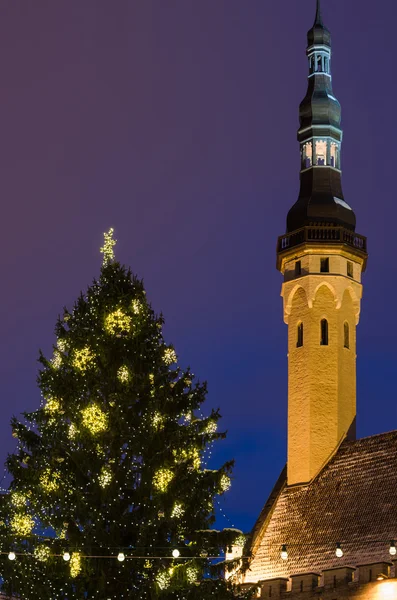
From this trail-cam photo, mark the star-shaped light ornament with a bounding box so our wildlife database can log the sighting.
[100,228,117,266]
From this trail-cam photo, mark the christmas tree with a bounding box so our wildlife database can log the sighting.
[0,230,249,599]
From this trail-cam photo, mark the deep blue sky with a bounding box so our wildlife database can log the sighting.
[0,0,394,533]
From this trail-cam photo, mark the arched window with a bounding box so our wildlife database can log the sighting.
[297,322,303,348]
[320,319,328,346]
[344,322,350,349]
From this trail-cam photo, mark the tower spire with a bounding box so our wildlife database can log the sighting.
[314,0,323,26]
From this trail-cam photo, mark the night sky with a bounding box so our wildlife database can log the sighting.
[0,0,394,534]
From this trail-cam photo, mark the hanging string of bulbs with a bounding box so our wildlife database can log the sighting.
[280,540,397,561]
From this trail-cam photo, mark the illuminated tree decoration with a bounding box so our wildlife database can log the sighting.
[156,570,171,590]
[10,514,34,536]
[153,468,174,492]
[70,552,82,578]
[98,465,112,488]
[186,564,199,584]
[131,298,142,314]
[40,469,60,493]
[205,420,218,434]
[81,404,108,435]
[2,230,241,599]
[51,350,62,369]
[72,346,95,372]
[171,502,185,519]
[100,227,116,266]
[220,473,232,493]
[104,308,132,336]
[152,411,165,431]
[173,447,201,470]
[117,365,130,383]
[34,545,51,562]
[10,491,27,508]
[44,397,61,414]
[163,347,177,365]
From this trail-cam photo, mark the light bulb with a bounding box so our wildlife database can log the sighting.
[390,541,397,556]
[117,553,125,562]
[63,552,70,562]
[8,552,16,561]
[172,549,180,558]
[280,545,288,561]
[335,543,343,558]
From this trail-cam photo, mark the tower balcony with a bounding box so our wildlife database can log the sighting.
[277,225,367,270]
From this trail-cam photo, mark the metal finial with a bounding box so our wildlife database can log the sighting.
[314,0,323,26]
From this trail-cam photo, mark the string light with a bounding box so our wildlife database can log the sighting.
[153,468,174,492]
[72,346,95,372]
[336,543,343,558]
[100,228,116,266]
[81,404,108,435]
[70,552,82,578]
[163,348,177,365]
[281,545,288,561]
[104,309,132,336]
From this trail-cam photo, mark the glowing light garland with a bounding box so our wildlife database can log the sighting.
[204,420,218,434]
[163,348,177,366]
[10,514,34,536]
[156,570,171,590]
[152,412,165,431]
[44,397,61,414]
[131,299,142,314]
[171,503,185,518]
[174,448,201,470]
[10,491,27,508]
[153,468,174,492]
[117,365,130,383]
[40,469,60,493]
[100,228,116,266]
[70,552,82,578]
[33,545,51,562]
[98,466,112,488]
[81,404,108,435]
[104,309,132,335]
[73,347,95,372]
[220,474,232,493]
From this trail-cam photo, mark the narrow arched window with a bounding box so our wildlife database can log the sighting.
[320,319,328,346]
[297,322,303,348]
[344,322,350,349]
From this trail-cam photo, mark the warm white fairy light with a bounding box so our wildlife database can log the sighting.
[104,309,132,335]
[70,552,82,577]
[131,299,142,314]
[163,348,177,365]
[100,227,117,266]
[152,412,165,431]
[40,469,60,493]
[117,365,130,383]
[204,420,218,434]
[51,350,62,369]
[171,502,185,519]
[220,474,231,492]
[10,513,34,536]
[10,491,27,508]
[81,404,108,435]
[186,564,199,583]
[156,571,171,590]
[153,468,174,492]
[98,465,112,488]
[34,545,51,562]
[73,347,95,372]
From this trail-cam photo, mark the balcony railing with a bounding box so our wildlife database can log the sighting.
[278,226,367,254]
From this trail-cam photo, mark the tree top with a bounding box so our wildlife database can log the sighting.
[100,227,117,266]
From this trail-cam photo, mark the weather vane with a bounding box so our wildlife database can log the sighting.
[100,227,117,266]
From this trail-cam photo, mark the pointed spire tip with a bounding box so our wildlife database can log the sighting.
[314,0,323,26]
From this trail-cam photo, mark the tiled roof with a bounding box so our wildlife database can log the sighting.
[245,431,397,583]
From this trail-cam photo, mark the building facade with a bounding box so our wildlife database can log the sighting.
[241,2,397,598]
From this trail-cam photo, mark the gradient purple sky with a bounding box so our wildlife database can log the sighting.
[0,1,394,533]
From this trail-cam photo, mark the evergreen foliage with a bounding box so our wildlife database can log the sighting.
[0,231,249,599]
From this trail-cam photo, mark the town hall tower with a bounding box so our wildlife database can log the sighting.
[276,0,368,486]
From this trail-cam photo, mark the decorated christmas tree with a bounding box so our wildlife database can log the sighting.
[0,230,249,599]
